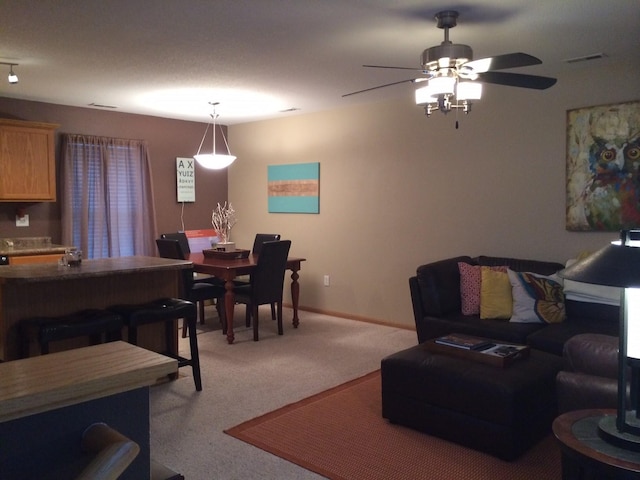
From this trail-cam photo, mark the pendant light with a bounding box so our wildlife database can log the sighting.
[194,102,236,170]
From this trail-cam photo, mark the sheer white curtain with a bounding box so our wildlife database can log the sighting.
[60,134,158,258]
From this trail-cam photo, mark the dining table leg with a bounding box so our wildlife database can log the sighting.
[290,267,300,328]
[224,278,236,344]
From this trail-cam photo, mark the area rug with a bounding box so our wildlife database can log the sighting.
[225,371,561,480]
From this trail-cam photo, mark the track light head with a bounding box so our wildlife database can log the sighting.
[1,62,19,84]
[8,68,18,84]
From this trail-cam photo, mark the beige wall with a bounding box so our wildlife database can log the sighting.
[228,61,640,328]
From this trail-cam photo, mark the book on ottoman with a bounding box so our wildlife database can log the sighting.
[428,334,529,367]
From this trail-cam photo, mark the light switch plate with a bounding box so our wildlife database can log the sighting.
[16,214,29,227]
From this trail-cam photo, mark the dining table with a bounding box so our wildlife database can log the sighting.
[187,252,306,344]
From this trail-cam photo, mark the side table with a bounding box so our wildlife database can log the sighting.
[553,409,640,479]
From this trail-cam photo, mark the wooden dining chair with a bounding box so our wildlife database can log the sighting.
[232,240,291,341]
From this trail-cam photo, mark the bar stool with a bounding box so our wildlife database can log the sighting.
[19,309,124,358]
[109,298,202,391]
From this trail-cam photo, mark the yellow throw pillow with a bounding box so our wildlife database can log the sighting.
[480,267,513,319]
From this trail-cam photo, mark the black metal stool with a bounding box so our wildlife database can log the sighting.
[109,298,202,391]
[19,309,124,358]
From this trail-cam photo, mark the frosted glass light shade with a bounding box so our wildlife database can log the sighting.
[415,86,437,105]
[457,82,482,100]
[427,76,455,95]
[194,154,236,170]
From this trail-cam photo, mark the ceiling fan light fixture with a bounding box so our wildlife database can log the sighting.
[344,9,557,121]
[193,102,236,170]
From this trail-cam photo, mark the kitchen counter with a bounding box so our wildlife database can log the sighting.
[0,256,191,283]
[0,255,192,361]
[0,341,177,422]
[0,341,178,479]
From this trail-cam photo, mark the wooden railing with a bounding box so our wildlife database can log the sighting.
[75,423,140,480]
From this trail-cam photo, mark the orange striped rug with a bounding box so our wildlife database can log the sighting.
[225,371,561,480]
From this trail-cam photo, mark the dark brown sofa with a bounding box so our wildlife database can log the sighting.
[409,255,620,355]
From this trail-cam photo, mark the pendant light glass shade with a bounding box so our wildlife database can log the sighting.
[194,102,236,170]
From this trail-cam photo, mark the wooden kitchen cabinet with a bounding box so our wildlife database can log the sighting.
[0,118,59,202]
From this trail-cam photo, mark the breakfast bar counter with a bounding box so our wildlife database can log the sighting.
[0,256,192,361]
[0,341,178,479]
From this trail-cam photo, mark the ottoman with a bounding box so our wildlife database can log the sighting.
[381,343,564,460]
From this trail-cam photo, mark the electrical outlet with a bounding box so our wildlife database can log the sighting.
[16,214,29,227]
[324,275,330,287]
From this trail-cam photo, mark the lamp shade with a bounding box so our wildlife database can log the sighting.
[559,242,640,288]
[415,85,436,105]
[427,76,455,95]
[456,81,482,100]
[194,153,236,170]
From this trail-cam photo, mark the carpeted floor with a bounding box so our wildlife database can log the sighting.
[150,307,419,479]
[225,371,562,480]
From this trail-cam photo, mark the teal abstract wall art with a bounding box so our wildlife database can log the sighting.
[268,162,320,213]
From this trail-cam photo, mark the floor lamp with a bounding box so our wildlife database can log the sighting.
[559,229,640,451]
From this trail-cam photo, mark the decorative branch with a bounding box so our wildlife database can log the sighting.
[211,202,237,242]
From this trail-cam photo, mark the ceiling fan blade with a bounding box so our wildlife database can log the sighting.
[463,53,542,73]
[477,71,557,90]
[342,78,418,97]
[363,64,425,72]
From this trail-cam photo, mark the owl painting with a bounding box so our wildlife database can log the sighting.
[566,101,640,231]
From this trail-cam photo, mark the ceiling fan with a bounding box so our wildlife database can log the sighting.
[343,10,557,117]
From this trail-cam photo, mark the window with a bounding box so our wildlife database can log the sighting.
[61,134,158,258]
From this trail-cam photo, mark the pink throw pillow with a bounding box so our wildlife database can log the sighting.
[458,263,481,315]
[458,262,508,315]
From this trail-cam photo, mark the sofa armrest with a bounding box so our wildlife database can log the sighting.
[563,333,619,378]
[556,371,618,413]
[409,276,426,344]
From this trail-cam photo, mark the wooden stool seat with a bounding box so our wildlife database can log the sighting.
[19,309,124,358]
[109,298,202,391]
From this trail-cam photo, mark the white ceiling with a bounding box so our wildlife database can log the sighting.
[0,0,638,125]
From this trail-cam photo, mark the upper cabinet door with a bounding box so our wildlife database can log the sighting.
[0,119,59,202]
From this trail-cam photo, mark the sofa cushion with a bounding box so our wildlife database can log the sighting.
[424,312,544,345]
[480,268,512,319]
[525,316,619,356]
[508,269,566,324]
[416,256,474,316]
